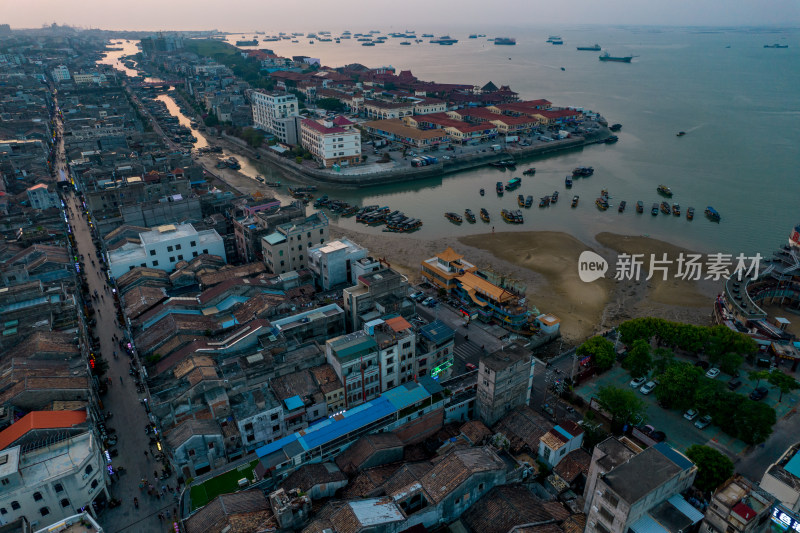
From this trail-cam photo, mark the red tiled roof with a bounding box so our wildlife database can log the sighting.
[302,119,346,134]
[332,116,354,126]
[732,502,756,522]
[0,410,87,450]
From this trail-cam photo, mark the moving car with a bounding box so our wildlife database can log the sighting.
[640,381,657,395]
[630,377,647,389]
[694,415,712,429]
[465,363,477,371]
[705,367,721,379]
[749,386,769,401]
[683,408,698,421]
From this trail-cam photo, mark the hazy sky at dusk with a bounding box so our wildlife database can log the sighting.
[5,0,800,30]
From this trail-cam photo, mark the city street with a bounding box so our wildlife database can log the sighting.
[54,99,180,531]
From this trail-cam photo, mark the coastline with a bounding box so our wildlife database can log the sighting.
[330,226,719,343]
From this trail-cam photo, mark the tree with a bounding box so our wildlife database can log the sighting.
[577,336,616,372]
[622,339,652,378]
[718,352,743,376]
[597,386,647,430]
[652,347,676,376]
[767,370,800,402]
[654,362,702,411]
[748,369,770,388]
[240,127,265,148]
[317,97,345,112]
[685,445,734,493]
[203,113,219,127]
[735,401,776,444]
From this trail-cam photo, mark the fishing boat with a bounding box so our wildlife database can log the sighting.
[479,188,485,196]
[599,52,634,62]
[676,131,686,137]
[600,189,609,199]
[513,210,524,223]
[494,37,516,45]
[465,209,476,223]
[313,195,329,208]
[480,208,490,223]
[522,167,536,175]
[764,44,789,48]
[226,156,241,169]
[604,135,619,143]
[573,166,594,177]
[618,200,626,213]
[571,195,579,208]
[496,181,504,195]
[596,197,609,211]
[506,177,522,190]
[660,202,671,214]
[445,212,463,224]
[539,196,551,208]
[431,36,458,45]
[525,195,534,208]
[265,181,281,187]
[490,159,516,168]
[705,206,721,222]
[517,194,525,207]
[577,44,601,51]
[609,123,622,131]
[565,176,573,188]
[687,207,695,221]
[501,209,522,223]
[657,185,673,197]
[636,201,644,213]
[651,203,659,216]
[551,191,559,203]
[400,41,411,45]
[672,203,680,216]
[546,35,561,43]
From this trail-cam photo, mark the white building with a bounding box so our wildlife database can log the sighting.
[262,212,329,275]
[51,65,70,82]
[251,91,299,143]
[35,511,104,533]
[367,317,416,392]
[72,73,107,85]
[760,442,800,512]
[308,238,368,290]
[0,432,109,528]
[107,223,226,279]
[300,117,361,168]
[26,183,60,210]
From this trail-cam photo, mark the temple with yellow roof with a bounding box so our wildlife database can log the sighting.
[421,247,559,336]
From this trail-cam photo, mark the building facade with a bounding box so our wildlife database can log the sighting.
[307,238,368,290]
[262,212,329,275]
[51,65,70,82]
[250,91,299,143]
[476,344,535,426]
[342,268,413,331]
[300,117,361,168]
[326,331,381,408]
[26,184,60,210]
[701,475,774,533]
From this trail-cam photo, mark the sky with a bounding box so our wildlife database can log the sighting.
[4,0,800,30]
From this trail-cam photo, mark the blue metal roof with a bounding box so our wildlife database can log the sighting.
[382,382,431,410]
[284,395,304,411]
[419,320,454,343]
[255,433,298,459]
[654,442,694,471]
[629,515,669,533]
[667,495,705,524]
[554,425,574,441]
[785,449,800,479]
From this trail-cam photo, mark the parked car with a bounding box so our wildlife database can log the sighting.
[694,360,710,370]
[640,381,657,395]
[705,367,721,379]
[651,431,667,442]
[630,377,647,389]
[683,408,698,421]
[727,379,742,391]
[422,297,434,306]
[694,415,712,429]
[465,363,477,371]
[424,298,438,308]
[749,386,769,401]
[409,291,421,300]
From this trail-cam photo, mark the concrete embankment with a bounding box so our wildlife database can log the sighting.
[218,129,611,189]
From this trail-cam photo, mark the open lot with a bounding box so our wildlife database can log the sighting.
[576,362,800,458]
[188,459,260,510]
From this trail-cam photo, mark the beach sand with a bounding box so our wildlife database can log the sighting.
[331,226,719,343]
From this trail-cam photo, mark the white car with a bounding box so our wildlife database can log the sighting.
[630,377,647,389]
[683,408,698,421]
[694,415,712,429]
[705,367,721,379]
[640,381,657,395]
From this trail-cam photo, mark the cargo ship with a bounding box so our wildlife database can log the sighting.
[494,37,516,45]
[431,36,458,45]
[235,39,258,46]
[599,52,633,63]
[764,44,789,48]
[577,44,601,51]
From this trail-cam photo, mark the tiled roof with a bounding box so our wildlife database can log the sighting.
[2,331,79,362]
[302,118,346,135]
[462,485,555,533]
[197,263,266,288]
[311,364,343,394]
[335,433,404,475]
[460,420,491,445]
[174,355,215,380]
[122,286,167,319]
[279,462,346,492]
[341,463,404,498]
[165,418,221,449]
[419,447,505,503]
[184,490,274,533]
[560,514,586,533]
[492,406,553,453]
[0,410,87,450]
[552,448,591,484]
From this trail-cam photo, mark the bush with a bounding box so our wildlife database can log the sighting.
[295,156,303,164]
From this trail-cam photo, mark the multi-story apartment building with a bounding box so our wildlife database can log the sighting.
[326,331,381,408]
[476,344,535,426]
[761,442,800,512]
[261,212,329,275]
[0,433,109,528]
[416,320,456,381]
[107,223,226,279]
[51,65,70,82]
[583,441,700,533]
[369,317,416,391]
[250,91,299,143]
[307,238,368,290]
[342,267,413,331]
[300,117,361,168]
[701,475,774,533]
[25,184,60,210]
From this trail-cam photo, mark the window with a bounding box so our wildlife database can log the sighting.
[33,492,43,501]
[91,479,98,489]
[85,465,93,475]
[149,249,156,256]
[208,442,215,450]
[61,498,70,508]
[387,380,394,388]
[40,507,50,516]
[594,522,611,533]
[175,244,181,250]
[0,508,6,515]
[603,492,619,508]
[11,502,20,511]
[167,246,173,252]
[1,478,9,486]
[298,244,303,250]
[271,413,279,420]
[307,232,311,238]
[190,240,196,247]
[140,263,146,267]
[178,255,183,260]
[320,229,324,234]
[299,254,303,260]
[599,506,615,524]
[203,249,208,254]
[152,260,159,267]
[188,449,196,456]
[478,483,485,491]
[272,425,280,432]
[192,252,198,257]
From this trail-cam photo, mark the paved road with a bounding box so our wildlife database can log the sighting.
[54,100,179,531]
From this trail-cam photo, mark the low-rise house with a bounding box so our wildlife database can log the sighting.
[308,238,368,290]
[165,418,226,478]
[342,267,413,331]
[335,433,404,476]
[184,490,275,533]
[538,421,584,468]
[760,441,800,512]
[262,212,329,275]
[363,119,450,150]
[279,463,347,500]
[701,474,774,533]
[461,484,567,533]
[363,100,414,120]
[25,184,60,210]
